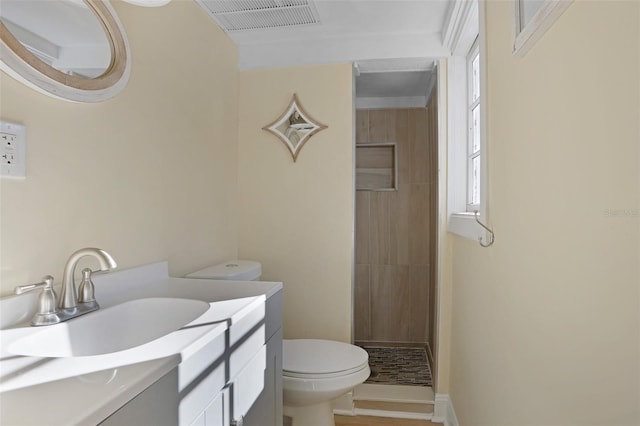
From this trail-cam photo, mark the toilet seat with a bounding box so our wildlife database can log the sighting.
[283,339,369,379]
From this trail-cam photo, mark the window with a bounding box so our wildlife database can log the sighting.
[467,38,481,212]
[445,0,489,242]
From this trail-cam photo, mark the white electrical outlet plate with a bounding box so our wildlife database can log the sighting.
[1,121,26,179]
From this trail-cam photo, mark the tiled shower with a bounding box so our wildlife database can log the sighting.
[354,91,438,386]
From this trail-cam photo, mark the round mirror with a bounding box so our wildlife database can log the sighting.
[0,0,130,102]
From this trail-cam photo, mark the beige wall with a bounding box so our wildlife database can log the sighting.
[237,64,353,342]
[0,0,239,295]
[448,1,640,424]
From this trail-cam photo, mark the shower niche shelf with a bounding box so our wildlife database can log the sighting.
[355,143,397,191]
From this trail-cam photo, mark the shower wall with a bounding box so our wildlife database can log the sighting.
[354,93,438,350]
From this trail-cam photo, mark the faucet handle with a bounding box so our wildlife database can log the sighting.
[15,275,54,295]
[15,276,61,326]
[78,268,98,308]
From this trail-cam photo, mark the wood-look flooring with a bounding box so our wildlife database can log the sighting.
[335,415,441,426]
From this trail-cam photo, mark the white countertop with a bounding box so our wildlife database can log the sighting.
[0,261,282,425]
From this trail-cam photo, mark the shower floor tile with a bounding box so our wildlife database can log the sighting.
[361,346,432,387]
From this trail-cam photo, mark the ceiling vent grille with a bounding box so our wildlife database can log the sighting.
[201,0,320,32]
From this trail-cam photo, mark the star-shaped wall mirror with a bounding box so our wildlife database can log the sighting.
[263,94,327,162]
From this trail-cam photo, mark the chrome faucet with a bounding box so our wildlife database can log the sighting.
[14,248,117,326]
[59,248,117,313]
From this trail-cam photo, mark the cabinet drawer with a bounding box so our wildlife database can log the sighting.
[232,344,267,419]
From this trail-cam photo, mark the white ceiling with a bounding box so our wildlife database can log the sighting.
[2,0,456,103]
[198,0,456,105]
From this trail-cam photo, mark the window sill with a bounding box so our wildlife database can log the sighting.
[448,212,485,242]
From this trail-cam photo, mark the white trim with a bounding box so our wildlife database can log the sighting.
[434,59,448,393]
[237,32,450,70]
[478,0,491,242]
[355,58,435,74]
[448,212,484,242]
[350,64,357,346]
[512,0,574,57]
[442,0,475,55]
[432,394,459,426]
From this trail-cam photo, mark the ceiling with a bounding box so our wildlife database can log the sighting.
[197,0,457,106]
[2,0,457,105]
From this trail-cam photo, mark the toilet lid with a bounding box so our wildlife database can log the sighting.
[283,339,369,377]
[186,260,261,281]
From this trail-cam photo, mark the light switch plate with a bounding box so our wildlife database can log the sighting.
[1,121,26,179]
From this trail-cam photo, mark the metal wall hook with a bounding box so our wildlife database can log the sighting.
[474,210,495,248]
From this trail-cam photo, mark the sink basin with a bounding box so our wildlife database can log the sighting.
[8,298,209,357]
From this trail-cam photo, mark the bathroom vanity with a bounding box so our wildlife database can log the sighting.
[0,262,283,426]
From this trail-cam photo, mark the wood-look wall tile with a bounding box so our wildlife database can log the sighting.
[410,265,429,342]
[409,109,429,184]
[409,184,430,266]
[354,264,371,341]
[384,110,397,142]
[370,264,394,341]
[370,192,390,265]
[395,109,410,185]
[390,265,411,341]
[356,109,369,144]
[369,110,390,143]
[355,191,370,264]
[354,103,439,346]
[389,184,410,266]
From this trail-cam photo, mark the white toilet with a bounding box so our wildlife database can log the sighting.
[283,339,370,426]
[187,260,371,426]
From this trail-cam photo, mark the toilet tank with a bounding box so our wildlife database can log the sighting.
[186,260,262,281]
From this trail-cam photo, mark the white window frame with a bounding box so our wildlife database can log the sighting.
[512,0,574,57]
[445,0,490,242]
[466,38,481,213]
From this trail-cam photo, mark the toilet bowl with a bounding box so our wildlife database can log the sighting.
[283,339,370,426]
[186,262,369,425]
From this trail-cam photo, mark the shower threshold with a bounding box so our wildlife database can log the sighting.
[332,346,435,420]
[346,384,435,421]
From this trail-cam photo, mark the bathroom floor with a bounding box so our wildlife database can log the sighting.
[361,346,432,387]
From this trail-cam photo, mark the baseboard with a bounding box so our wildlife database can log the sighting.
[432,393,459,426]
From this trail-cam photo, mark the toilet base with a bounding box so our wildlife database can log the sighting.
[283,402,335,426]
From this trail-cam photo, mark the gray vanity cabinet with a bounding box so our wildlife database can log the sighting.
[102,289,283,426]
